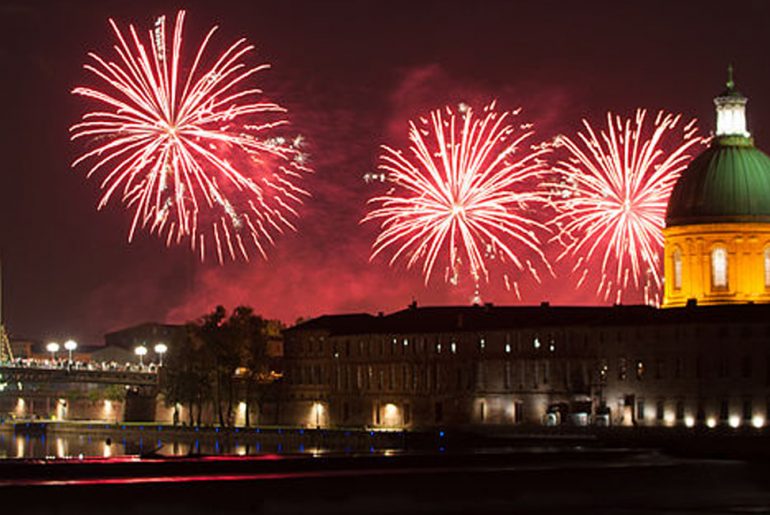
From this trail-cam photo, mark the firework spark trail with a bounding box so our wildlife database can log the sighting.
[547,109,705,304]
[70,11,309,263]
[363,102,552,287]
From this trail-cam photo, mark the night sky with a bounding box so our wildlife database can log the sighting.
[2,0,770,345]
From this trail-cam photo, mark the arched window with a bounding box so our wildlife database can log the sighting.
[711,246,728,289]
[764,247,770,288]
[673,248,682,290]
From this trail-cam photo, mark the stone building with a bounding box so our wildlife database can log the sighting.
[281,303,770,429]
[280,71,770,430]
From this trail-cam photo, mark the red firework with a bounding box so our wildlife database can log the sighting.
[548,109,706,305]
[363,102,552,294]
[70,11,309,263]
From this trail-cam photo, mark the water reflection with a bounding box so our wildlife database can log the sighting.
[0,432,405,459]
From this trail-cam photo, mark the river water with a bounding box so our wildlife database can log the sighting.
[0,431,408,458]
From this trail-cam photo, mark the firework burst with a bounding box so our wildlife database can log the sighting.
[547,109,705,304]
[363,102,552,292]
[70,11,309,263]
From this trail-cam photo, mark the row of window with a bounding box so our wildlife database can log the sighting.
[287,363,475,392]
[671,246,770,291]
[294,324,770,360]
[604,355,770,382]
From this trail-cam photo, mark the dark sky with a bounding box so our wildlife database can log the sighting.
[2,0,770,345]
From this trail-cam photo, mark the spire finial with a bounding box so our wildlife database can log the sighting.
[726,64,735,92]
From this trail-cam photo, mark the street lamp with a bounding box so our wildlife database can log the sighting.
[134,345,148,367]
[46,342,60,365]
[153,343,168,366]
[64,340,78,363]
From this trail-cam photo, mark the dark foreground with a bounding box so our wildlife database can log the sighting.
[3,446,770,515]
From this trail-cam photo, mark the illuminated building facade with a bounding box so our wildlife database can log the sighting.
[663,70,770,307]
[281,303,770,429]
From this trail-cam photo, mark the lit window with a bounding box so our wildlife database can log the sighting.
[673,248,682,290]
[764,247,770,288]
[711,246,728,289]
[505,344,511,354]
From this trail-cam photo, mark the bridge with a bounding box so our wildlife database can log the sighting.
[0,365,158,387]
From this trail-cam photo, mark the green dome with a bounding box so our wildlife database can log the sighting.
[666,137,770,226]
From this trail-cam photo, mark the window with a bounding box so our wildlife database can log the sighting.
[711,246,728,289]
[720,399,729,421]
[514,401,524,424]
[636,360,645,380]
[765,247,770,287]
[618,358,627,381]
[743,400,753,421]
[656,400,664,421]
[655,359,664,380]
[479,401,486,422]
[673,248,683,290]
[636,399,645,421]
[675,401,685,421]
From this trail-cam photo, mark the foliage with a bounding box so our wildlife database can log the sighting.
[160,305,277,427]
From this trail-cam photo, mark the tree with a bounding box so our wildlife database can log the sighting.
[228,306,270,427]
[160,305,280,428]
[161,323,209,426]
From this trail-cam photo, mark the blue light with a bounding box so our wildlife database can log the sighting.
[439,431,445,438]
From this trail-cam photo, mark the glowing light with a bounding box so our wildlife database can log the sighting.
[752,415,765,428]
[104,400,113,413]
[56,437,66,458]
[684,416,694,428]
[311,402,324,428]
[706,417,717,428]
[46,342,60,353]
[664,411,675,425]
[547,109,704,304]
[384,403,398,418]
[56,399,67,420]
[71,11,309,263]
[154,342,168,366]
[729,416,741,428]
[64,340,77,351]
[364,102,552,288]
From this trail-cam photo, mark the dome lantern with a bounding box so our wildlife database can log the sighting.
[714,65,750,139]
